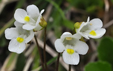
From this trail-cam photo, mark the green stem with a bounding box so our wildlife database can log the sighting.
[43,27,48,71]
[34,35,45,71]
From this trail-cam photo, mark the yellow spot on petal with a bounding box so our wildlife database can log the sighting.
[24,16,30,22]
[67,49,74,54]
[90,23,92,25]
[65,37,72,40]
[17,37,24,43]
[89,30,97,36]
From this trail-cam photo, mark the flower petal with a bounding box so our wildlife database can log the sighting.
[87,16,90,22]
[25,30,34,43]
[34,24,42,31]
[55,39,65,52]
[76,22,90,39]
[60,32,73,41]
[77,22,88,32]
[23,24,36,30]
[14,21,23,27]
[5,28,18,39]
[88,28,106,39]
[36,9,45,26]
[78,32,90,39]
[63,51,79,65]
[89,18,103,29]
[14,9,27,23]
[74,41,89,55]
[27,4,39,19]
[8,39,26,54]
[73,34,81,39]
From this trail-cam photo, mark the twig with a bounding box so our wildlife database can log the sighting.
[103,20,113,28]
[0,0,20,14]
[89,39,97,51]
[1,53,18,71]
[103,0,110,24]
[89,52,98,62]
[104,0,109,12]
[24,44,35,57]
[89,39,98,62]
[23,56,33,71]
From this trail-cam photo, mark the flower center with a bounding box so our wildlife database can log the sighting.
[17,37,24,43]
[24,16,30,22]
[66,49,74,54]
[65,37,72,40]
[89,30,97,36]
[90,23,92,25]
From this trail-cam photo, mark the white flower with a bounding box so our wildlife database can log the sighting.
[55,32,89,65]
[14,4,44,31]
[5,21,34,54]
[76,17,106,39]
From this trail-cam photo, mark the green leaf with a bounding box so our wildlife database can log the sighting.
[15,53,26,71]
[46,0,65,19]
[86,5,96,13]
[0,36,6,47]
[36,56,57,71]
[98,37,113,66]
[47,56,57,65]
[6,53,17,69]
[111,0,113,3]
[0,19,15,37]
[15,0,26,9]
[85,61,112,71]
[32,47,40,70]
[62,19,74,30]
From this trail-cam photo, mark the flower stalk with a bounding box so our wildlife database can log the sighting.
[34,35,45,71]
[56,53,61,71]
[43,27,48,71]
[69,65,71,71]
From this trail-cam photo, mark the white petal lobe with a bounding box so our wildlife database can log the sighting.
[54,39,65,52]
[27,4,39,19]
[25,30,34,43]
[23,24,36,30]
[14,9,27,23]
[89,18,103,29]
[8,39,26,54]
[60,32,72,41]
[89,28,106,39]
[5,28,18,39]
[74,41,89,55]
[14,21,23,27]
[63,51,79,65]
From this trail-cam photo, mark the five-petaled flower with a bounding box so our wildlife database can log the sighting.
[5,21,34,54]
[14,4,45,31]
[76,17,106,39]
[55,32,89,65]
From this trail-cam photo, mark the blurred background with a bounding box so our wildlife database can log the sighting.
[0,0,113,71]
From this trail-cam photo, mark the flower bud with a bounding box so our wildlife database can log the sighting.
[39,17,47,28]
[74,22,82,33]
[74,22,81,29]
